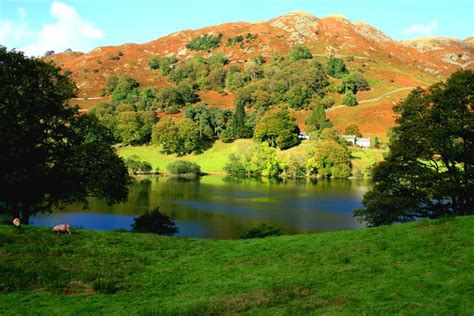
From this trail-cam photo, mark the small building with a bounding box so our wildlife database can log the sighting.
[298,133,310,140]
[355,137,371,148]
[341,135,356,146]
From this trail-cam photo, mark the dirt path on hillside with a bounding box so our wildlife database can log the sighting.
[72,97,104,101]
[326,87,415,112]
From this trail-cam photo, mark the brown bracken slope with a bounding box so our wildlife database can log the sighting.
[44,11,474,138]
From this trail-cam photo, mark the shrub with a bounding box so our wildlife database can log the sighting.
[342,90,358,106]
[240,224,281,239]
[226,35,244,47]
[344,124,362,137]
[167,160,201,178]
[125,156,154,174]
[186,33,223,52]
[131,207,178,236]
[326,57,349,78]
[288,45,312,62]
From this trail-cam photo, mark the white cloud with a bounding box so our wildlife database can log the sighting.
[401,21,438,37]
[0,1,104,56]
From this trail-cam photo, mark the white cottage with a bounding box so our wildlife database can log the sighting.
[355,137,371,148]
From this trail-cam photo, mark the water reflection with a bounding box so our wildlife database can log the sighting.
[32,176,368,239]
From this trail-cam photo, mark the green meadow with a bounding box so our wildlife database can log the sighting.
[0,216,472,314]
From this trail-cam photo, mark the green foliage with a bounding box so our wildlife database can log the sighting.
[207,51,228,66]
[280,153,308,179]
[240,224,281,239]
[252,55,265,65]
[148,55,178,75]
[355,70,474,226]
[337,72,370,94]
[344,124,362,137]
[342,90,358,106]
[152,117,204,155]
[166,160,202,177]
[254,109,300,149]
[185,103,232,138]
[125,155,154,174]
[131,207,178,235]
[306,140,352,178]
[225,35,244,46]
[151,117,180,154]
[224,143,281,178]
[101,75,140,102]
[288,45,312,62]
[0,47,129,223]
[326,57,349,78]
[186,33,223,52]
[374,136,380,146]
[305,104,333,134]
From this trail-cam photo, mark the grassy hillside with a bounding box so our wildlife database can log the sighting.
[0,216,472,314]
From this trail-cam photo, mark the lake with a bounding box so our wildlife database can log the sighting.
[32,176,368,239]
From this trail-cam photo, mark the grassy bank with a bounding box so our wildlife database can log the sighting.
[0,216,473,314]
[118,140,386,177]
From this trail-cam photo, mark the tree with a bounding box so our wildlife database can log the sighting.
[344,124,362,137]
[326,57,349,78]
[254,109,300,149]
[355,70,474,226]
[342,90,358,106]
[125,155,154,174]
[166,160,202,178]
[0,47,130,223]
[336,72,370,94]
[131,207,178,235]
[151,117,180,154]
[288,45,312,62]
[306,140,352,179]
[305,104,333,133]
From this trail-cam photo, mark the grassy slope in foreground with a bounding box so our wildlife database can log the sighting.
[0,216,473,314]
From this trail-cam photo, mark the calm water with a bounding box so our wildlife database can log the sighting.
[32,176,368,239]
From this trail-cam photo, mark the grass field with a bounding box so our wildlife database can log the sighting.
[0,216,472,314]
[118,140,385,177]
[117,140,252,174]
[351,148,387,178]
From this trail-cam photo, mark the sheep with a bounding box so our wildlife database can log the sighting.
[12,218,21,233]
[52,224,71,234]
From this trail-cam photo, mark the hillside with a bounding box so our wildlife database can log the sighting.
[44,11,474,138]
[0,216,472,314]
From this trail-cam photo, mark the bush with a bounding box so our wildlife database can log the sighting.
[186,33,223,52]
[125,156,155,174]
[167,160,201,178]
[240,224,281,239]
[342,90,358,106]
[288,45,312,62]
[225,35,244,47]
[326,57,349,78]
[131,207,178,235]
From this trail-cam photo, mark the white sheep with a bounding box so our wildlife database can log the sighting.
[52,224,71,234]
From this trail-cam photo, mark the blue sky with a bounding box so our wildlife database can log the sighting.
[1,0,473,56]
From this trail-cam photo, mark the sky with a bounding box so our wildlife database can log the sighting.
[1,0,473,56]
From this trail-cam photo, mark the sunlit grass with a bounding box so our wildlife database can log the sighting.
[0,216,472,314]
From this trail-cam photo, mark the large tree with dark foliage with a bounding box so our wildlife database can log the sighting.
[0,47,130,224]
[355,70,474,226]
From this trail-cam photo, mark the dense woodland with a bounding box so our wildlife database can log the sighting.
[91,44,370,179]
